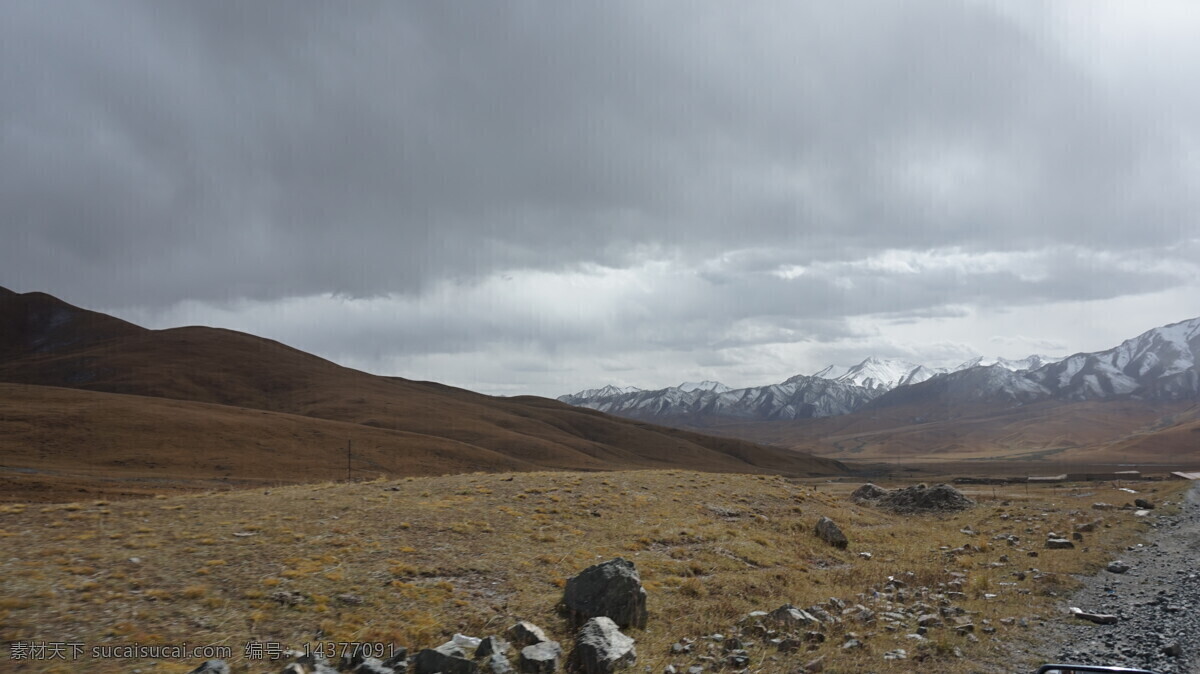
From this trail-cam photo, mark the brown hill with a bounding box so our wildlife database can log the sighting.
[0,288,847,500]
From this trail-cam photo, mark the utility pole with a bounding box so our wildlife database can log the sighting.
[346,439,352,481]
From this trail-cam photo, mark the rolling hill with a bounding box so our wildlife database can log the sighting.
[0,287,847,500]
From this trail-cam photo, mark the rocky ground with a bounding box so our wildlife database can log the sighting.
[1030,483,1200,673]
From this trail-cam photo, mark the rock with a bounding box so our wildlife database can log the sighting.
[857,551,872,559]
[561,558,648,629]
[569,617,636,674]
[1069,607,1118,625]
[477,636,512,658]
[415,643,479,674]
[882,649,907,660]
[1045,538,1075,549]
[482,653,514,674]
[1106,561,1130,574]
[876,483,974,513]
[508,621,550,648]
[383,649,409,671]
[1134,498,1155,509]
[916,614,942,628]
[187,661,230,674]
[801,655,825,672]
[1092,502,1115,511]
[815,517,848,549]
[1071,532,1083,541]
[1163,642,1182,657]
[768,603,821,626]
[518,641,562,674]
[842,638,863,650]
[850,483,889,502]
[776,638,803,653]
[353,658,396,674]
[1073,520,1100,532]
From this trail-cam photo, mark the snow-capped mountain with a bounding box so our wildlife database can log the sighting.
[1026,318,1200,401]
[828,357,925,390]
[870,319,1200,410]
[678,380,732,394]
[954,355,1054,372]
[564,385,643,400]
[559,375,879,422]
[560,318,1200,425]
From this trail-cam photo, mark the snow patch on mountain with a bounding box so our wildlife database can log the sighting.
[677,380,731,393]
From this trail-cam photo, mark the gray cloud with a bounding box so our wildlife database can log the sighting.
[4,1,1199,394]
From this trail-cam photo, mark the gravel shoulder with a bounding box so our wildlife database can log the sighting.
[1021,483,1200,673]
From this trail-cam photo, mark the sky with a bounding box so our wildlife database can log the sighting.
[3,1,1199,397]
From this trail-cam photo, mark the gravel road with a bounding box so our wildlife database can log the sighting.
[1034,483,1200,673]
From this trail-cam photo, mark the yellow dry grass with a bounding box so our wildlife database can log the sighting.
[0,471,1186,673]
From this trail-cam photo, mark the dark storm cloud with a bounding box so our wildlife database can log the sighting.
[4,1,1195,309]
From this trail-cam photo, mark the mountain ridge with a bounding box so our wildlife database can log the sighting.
[561,319,1199,426]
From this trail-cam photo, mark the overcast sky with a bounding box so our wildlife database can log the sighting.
[4,1,1199,396]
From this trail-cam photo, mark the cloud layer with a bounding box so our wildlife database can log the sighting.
[3,1,1198,395]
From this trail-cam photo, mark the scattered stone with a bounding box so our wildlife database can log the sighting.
[415,643,479,674]
[1045,538,1075,549]
[1134,498,1155,510]
[882,649,907,660]
[768,603,821,626]
[1069,607,1119,625]
[270,590,308,606]
[481,653,514,674]
[776,638,803,653]
[561,558,648,629]
[187,661,230,674]
[857,551,872,560]
[1163,642,1182,657]
[801,655,825,672]
[1073,520,1100,532]
[705,504,742,518]
[842,638,863,650]
[917,614,942,628]
[507,621,550,648]
[353,658,395,674]
[1106,561,1130,574]
[1092,503,1115,511]
[815,516,848,549]
[850,483,889,502]
[518,641,562,674]
[477,636,511,659]
[570,617,636,674]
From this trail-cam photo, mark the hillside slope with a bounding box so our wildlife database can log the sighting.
[0,288,847,499]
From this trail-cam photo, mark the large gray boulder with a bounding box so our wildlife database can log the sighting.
[561,558,648,629]
[568,617,637,674]
[518,641,562,674]
[815,516,848,549]
[414,642,479,674]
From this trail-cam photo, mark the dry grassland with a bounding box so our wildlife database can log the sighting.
[0,471,1186,673]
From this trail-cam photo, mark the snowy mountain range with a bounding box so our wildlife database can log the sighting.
[559,317,1200,423]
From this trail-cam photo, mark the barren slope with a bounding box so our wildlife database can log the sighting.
[0,289,846,500]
